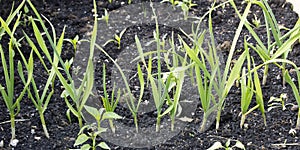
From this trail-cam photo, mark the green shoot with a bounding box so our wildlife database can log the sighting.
[268,93,289,111]
[26,0,98,128]
[213,0,251,130]
[284,70,300,129]
[176,0,197,20]
[161,0,179,9]
[84,105,122,132]
[123,36,146,132]
[103,28,126,49]
[252,57,266,127]
[21,14,67,138]
[135,34,172,132]
[64,35,79,52]
[100,9,109,26]
[101,63,121,133]
[251,14,261,28]
[207,139,245,150]
[114,28,126,49]
[0,2,33,142]
[239,55,254,128]
[240,40,266,128]
[74,106,121,150]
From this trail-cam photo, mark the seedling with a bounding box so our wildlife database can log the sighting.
[161,0,179,8]
[268,93,291,111]
[22,15,66,138]
[284,69,300,129]
[84,105,122,132]
[100,9,109,26]
[135,34,172,132]
[74,106,121,150]
[180,30,219,132]
[26,0,98,128]
[251,14,261,28]
[65,35,80,52]
[207,139,245,150]
[177,0,197,20]
[103,28,127,49]
[0,0,33,142]
[123,38,146,132]
[101,64,121,133]
[239,41,266,128]
[231,0,300,86]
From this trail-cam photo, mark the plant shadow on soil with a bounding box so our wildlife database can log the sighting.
[0,0,300,149]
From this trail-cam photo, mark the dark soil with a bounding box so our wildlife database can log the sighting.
[0,0,300,149]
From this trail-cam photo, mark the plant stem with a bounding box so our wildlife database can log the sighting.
[39,112,49,138]
[10,112,16,141]
[78,115,83,128]
[215,106,221,130]
[262,65,269,85]
[156,116,161,132]
[133,114,138,133]
[240,114,246,128]
[281,66,286,86]
[199,112,208,132]
[108,119,116,133]
[296,109,300,129]
[92,134,96,150]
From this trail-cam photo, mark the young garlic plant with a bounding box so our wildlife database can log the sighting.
[100,63,121,133]
[0,0,32,143]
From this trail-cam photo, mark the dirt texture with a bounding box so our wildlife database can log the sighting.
[0,0,300,149]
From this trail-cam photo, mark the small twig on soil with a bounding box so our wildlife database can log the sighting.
[0,119,30,125]
[271,143,300,146]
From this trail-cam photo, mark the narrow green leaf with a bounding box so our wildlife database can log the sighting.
[30,18,52,63]
[64,97,79,118]
[223,51,247,97]
[253,62,266,125]
[272,32,300,59]
[284,71,300,105]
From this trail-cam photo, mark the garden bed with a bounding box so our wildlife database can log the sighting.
[0,0,300,149]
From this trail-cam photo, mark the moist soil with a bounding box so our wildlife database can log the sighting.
[0,0,300,149]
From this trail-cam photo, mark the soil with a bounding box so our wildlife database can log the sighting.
[0,0,300,149]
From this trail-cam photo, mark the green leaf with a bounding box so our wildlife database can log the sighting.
[284,71,300,104]
[66,109,72,123]
[80,144,91,150]
[84,105,101,121]
[94,128,107,135]
[233,140,245,150]
[207,141,224,150]
[160,104,174,117]
[225,139,231,148]
[224,51,247,97]
[97,142,110,149]
[74,134,89,146]
[78,125,90,135]
[30,18,52,63]
[253,62,266,125]
[78,59,94,112]
[102,112,122,120]
[272,32,300,59]
[64,97,79,118]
